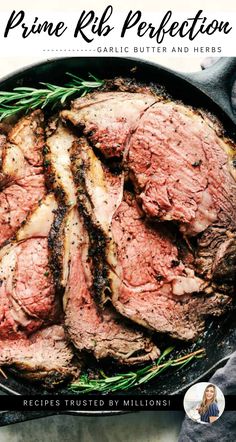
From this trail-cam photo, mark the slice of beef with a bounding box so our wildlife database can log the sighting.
[45,122,159,363]
[127,102,236,234]
[61,91,156,158]
[0,194,59,339]
[0,325,79,387]
[0,110,46,246]
[110,193,231,340]
[45,119,79,290]
[71,136,124,304]
[127,102,236,285]
[64,207,159,363]
[45,118,78,208]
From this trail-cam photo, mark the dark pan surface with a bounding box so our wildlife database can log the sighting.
[0,57,235,404]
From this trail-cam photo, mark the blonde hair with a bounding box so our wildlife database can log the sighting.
[199,384,217,415]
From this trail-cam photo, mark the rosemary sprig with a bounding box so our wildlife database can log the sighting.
[69,347,205,394]
[0,72,104,121]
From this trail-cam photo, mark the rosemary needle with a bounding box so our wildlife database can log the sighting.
[69,347,205,394]
[0,72,104,121]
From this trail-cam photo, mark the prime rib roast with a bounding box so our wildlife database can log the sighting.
[0,78,235,388]
[45,120,159,363]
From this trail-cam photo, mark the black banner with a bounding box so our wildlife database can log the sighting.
[0,395,235,412]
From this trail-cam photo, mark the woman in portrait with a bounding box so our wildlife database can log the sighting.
[197,384,220,423]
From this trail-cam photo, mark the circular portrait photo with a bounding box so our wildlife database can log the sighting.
[183,382,225,424]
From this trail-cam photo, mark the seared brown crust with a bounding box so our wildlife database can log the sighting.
[44,118,78,291]
[70,139,111,305]
[45,119,108,299]
[48,206,68,292]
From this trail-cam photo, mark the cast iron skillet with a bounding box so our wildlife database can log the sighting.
[0,57,236,424]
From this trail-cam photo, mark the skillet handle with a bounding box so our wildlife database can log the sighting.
[181,57,236,123]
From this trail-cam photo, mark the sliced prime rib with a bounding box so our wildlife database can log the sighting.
[127,103,236,233]
[0,194,59,339]
[73,138,231,341]
[64,207,159,363]
[0,325,79,386]
[62,91,236,291]
[61,91,156,158]
[45,121,159,363]
[0,110,46,246]
[0,192,80,385]
[110,193,231,340]
[70,136,124,304]
[45,119,78,290]
[45,120,86,290]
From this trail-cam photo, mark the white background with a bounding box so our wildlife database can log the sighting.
[0,0,235,77]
